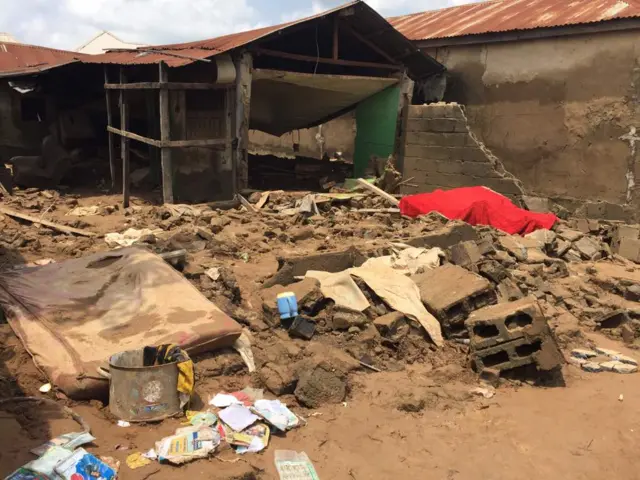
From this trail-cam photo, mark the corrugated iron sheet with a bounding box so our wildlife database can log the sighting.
[90,48,216,67]
[389,0,640,41]
[0,42,87,77]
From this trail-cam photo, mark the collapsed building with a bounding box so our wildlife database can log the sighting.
[0,1,444,205]
[389,0,640,221]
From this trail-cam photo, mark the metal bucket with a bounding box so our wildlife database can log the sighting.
[99,349,181,422]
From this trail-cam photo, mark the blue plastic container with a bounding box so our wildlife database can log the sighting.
[277,292,298,320]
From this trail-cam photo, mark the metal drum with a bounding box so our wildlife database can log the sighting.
[101,349,181,422]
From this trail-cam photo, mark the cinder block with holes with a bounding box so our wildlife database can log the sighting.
[413,264,497,337]
[467,297,563,372]
[466,297,547,350]
[471,335,563,372]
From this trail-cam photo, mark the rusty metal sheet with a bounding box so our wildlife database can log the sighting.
[389,0,640,41]
[0,42,87,76]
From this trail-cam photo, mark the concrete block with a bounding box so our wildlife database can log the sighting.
[522,196,550,213]
[406,118,430,132]
[373,312,409,342]
[466,297,547,350]
[460,162,501,178]
[407,221,478,250]
[573,236,602,260]
[611,225,640,252]
[429,118,464,133]
[461,147,490,162]
[618,237,640,263]
[436,160,465,175]
[471,334,563,372]
[408,105,427,119]
[413,264,497,335]
[449,240,482,267]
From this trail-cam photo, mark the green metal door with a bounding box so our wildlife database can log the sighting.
[353,85,401,177]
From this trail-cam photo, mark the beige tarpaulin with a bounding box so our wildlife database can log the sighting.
[251,69,399,136]
[360,246,445,276]
[0,248,243,399]
[305,270,370,312]
[349,265,444,347]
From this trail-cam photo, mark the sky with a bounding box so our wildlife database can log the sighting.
[0,0,479,51]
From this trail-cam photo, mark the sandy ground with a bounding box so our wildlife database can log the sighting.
[1,188,640,479]
[1,332,639,480]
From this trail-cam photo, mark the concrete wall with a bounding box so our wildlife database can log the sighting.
[422,29,640,212]
[248,111,356,161]
[402,102,523,198]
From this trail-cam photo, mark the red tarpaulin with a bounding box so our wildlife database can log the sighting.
[399,187,557,235]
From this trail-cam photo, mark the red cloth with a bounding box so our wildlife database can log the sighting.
[399,187,557,235]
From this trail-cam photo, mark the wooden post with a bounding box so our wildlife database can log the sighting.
[332,16,339,60]
[234,52,252,191]
[104,67,116,191]
[395,71,414,176]
[159,61,174,204]
[223,86,234,198]
[145,90,160,184]
[119,68,130,208]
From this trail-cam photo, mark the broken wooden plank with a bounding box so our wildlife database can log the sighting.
[355,178,400,206]
[0,206,97,237]
[104,82,227,90]
[255,191,270,210]
[107,126,162,148]
[237,194,258,213]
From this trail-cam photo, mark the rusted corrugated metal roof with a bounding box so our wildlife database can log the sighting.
[89,48,217,67]
[0,42,88,77]
[389,0,640,41]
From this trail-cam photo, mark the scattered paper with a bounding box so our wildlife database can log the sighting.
[361,246,444,276]
[252,399,299,432]
[67,206,102,217]
[205,267,221,281]
[117,420,131,428]
[274,450,320,480]
[143,449,157,461]
[219,404,259,432]
[155,426,220,465]
[232,423,270,455]
[210,393,243,408]
[184,410,218,427]
[104,228,162,248]
[31,432,96,456]
[471,387,496,399]
[39,383,52,393]
[233,331,256,373]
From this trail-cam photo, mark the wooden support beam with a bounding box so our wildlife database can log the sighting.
[119,68,130,208]
[332,16,339,60]
[355,178,400,206]
[341,23,401,66]
[139,48,212,63]
[104,82,229,90]
[253,47,402,71]
[0,206,97,237]
[104,66,116,191]
[107,126,228,149]
[234,52,253,192]
[145,90,160,184]
[107,126,161,147]
[159,61,174,204]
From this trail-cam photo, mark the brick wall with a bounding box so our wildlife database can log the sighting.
[401,103,524,198]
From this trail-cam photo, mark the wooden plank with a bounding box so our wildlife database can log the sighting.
[107,126,162,147]
[237,194,257,213]
[253,47,402,71]
[0,206,97,237]
[355,178,400,206]
[159,61,174,204]
[104,82,229,90]
[107,127,226,148]
[341,23,401,66]
[145,90,160,184]
[119,68,130,208]
[139,48,212,63]
[234,52,253,191]
[104,67,116,191]
[332,16,339,60]
[223,87,233,178]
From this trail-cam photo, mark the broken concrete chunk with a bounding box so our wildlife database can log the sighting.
[611,225,640,252]
[621,324,636,344]
[294,361,348,408]
[571,349,598,359]
[595,310,630,330]
[557,229,584,242]
[563,250,583,263]
[498,235,546,264]
[331,307,368,331]
[373,312,409,342]
[554,239,572,257]
[581,362,603,373]
[478,260,508,284]
[522,196,550,213]
[616,354,638,366]
[449,241,482,268]
[595,347,622,357]
[573,236,602,260]
[624,285,640,302]
[210,216,232,233]
[493,250,516,267]
[600,361,638,374]
[525,229,557,247]
[618,237,640,263]
[260,363,297,396]
[497,278,524,303]
[261,278,323,324]
[196,227,214,241]
[413,264,496,336]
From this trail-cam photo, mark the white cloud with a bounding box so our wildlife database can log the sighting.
[0,0,483,51]
[0,0,263,50]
